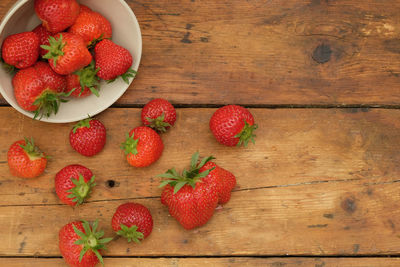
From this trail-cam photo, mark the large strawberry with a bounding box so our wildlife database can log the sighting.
[111,202,153,243]
[66,62,100,97]
[94,39,136,84]
[59,220,112,267]
[13,61,68,119]
[1,32,39,69]
[159,153,235,230]
[55,164,96,206]
[69,118,106,157]
[209,105,257,147]
[42,32,92,75]
[34,0,80,34]
[121,126,164,168]
[32,24,53,57]
[141,98,176,133]
[7,137,47,178]
[69,7,112,47]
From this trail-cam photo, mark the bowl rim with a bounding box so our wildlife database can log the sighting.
[0,0,142,124]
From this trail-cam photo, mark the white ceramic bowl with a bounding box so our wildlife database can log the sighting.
[0,0,142,123]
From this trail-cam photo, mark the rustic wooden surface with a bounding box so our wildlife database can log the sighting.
[2,0,400,266]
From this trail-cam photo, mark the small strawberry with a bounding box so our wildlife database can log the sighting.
[7,137,47,178]
[42,32,92,75]
[69,118,106,156]
[13,61,68,119]
[1,31,39,69]
[66,62,100,97]
[55,164,96,206]
[121,126,164,168]
[94,39,136,84]
[111,202,153,243]
[34,0,80,33]
[141,98,176,133]
[69,8,112,47]
[159,152,235,230]
[210,105,257,147]
[59,220,112,267]
[32,24,53,57]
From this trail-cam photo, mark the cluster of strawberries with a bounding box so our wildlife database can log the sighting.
[7,96,257,266]
[1,0,135,119]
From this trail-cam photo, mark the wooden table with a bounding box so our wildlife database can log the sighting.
[1,0,400,266]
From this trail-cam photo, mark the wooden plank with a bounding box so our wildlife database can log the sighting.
[1,107,400,205]
[1,257,400,267]
[2,0,400,105]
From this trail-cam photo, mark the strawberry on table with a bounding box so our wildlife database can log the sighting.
[1,32,39,69]
[7,137,47,178]
[94,39,136,84]
[66,62,100,97]
[32,24,53,57]
[34,0,80,34]
[42,32,92,75]
[69,7,112,47]
[210,105,258,147]
[121,126,164,168]
[55,164,96,206]
[13,61,68,119]
[69,118,106,157]
[111,202,153,243]
[159,152,236,229]
[141,98,176,133]
[59,220,112,267]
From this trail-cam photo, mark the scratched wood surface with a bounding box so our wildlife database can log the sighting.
[1,108,400,259]
[1,0,400,106]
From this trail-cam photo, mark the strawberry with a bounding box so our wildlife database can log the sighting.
[42,32,92,75]
[55,164,96,206]
[69,118,106,157]
[141,98,176,133]
[34,0,80,34]
[94,39,136,84]
[32,24,53,57]
[59,220,112,267]
[159,153,235,229]
[69,8,112,47]
[13,61,68,119]
[7,137,47,178]
[66,62,100,97]
[121,126,164,168]
[209,105,257,147]
[1,31,39,69]
[111,202,153,243]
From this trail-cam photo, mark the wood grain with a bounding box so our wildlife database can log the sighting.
[1,257,400,267]
[2,108,400,256]
[2,0,400,105]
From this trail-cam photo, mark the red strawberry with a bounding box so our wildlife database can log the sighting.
[141,98,176,133]
[1,32,39,69]
[111,202,153,243]
[210,105,257,147]
[7,138,47,178]
[34,0,80,34]
[32,24,53,57]
[59,220,112,267]
[94,39,136,83]
[42,32,92,75]
[69,8,112,46]
[199,162,236,204]
[13,61,68,119]
[55,164,96,206]
[159,153,235,229]
[66,62,100,97]
[121,126,164,168]
[69,118,106,157]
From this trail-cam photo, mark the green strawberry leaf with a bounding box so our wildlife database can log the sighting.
[234,120,258,147]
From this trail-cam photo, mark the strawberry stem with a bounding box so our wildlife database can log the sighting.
[18,137,45,160]
[41,34,66,67]
[145,113,172,133]
[116,224,144,243]
[67,175,96,205]
[72,118,92,134]
[106,68,137,85]
[74,61,100,97]
[32,89,74,120]
[120,132,139,155]
[234,121,258,147]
